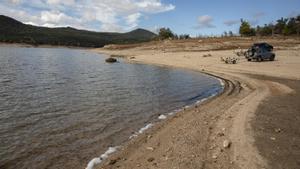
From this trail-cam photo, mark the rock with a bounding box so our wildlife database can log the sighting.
[108,159,117,165]
[217,132,225,137]
[105,57,117,63]
[212,154,218,159]
[203,54,212,57]
[270,137,276,140]
[223,139,231,148]
[146,147,154,151]
[275,128,281,133]
[147,157,155,162]
[158,114,167,120]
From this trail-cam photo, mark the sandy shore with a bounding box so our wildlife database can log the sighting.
[91,38,300,169]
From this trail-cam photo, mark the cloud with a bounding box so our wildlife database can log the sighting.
[1,0,175,32]
[224,20,240,26]
[125,13,142,29]
[249,12,266,26]
[47,0,75,5]
[9,0,22,4]
[253,12,265,19]
[195,15,215,29]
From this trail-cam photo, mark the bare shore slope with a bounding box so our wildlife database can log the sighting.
[92,37,300,169]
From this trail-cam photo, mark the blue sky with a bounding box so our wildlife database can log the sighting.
[1,0,299,36]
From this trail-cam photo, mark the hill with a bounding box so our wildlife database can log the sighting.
[0,15,157,47]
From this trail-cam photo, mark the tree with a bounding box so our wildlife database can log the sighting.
[283,25,290,35]
[296,15,300,36]
[257,24,273,36]
[158,27,174,40]
[179,34,190,39]
[274,17,288,34]
[239,19,255,36]
[284,17,297,35]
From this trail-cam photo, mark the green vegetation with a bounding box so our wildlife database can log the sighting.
[157,27,175,40]
[157,27,191,40]
[239,19,256,36]
[0,15,157,47]
[240,15,300,36]
[222,31,234,37]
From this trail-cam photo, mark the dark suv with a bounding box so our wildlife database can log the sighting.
[245,43,275,61]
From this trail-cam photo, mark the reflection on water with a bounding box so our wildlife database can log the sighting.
[0,46,222,169]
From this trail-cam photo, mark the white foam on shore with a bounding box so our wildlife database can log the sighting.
[138,123,153,134]
[158,114,167,120]
[129,134,138,139]
[184,105,191,109]
[200,98,208,103]
[85,146,119,169]
[168,108,182,116]
[218,78,225,87]
[129,123,154,139]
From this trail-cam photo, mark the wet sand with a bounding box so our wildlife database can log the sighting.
[92,38,300,169]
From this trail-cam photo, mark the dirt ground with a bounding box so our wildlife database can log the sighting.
[91,37,300,169]
[250,75,300,169]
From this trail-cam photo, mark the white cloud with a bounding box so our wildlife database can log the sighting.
[253,12,265,19]
[47,0,75,5]
[9,0,22,4]
[196,15,215,29]
[136,0,175,13]
[41,11,69,23]
[1,0,175,32]
[126,13,142,29]
[249,12,266,26]
[224,20,240,26]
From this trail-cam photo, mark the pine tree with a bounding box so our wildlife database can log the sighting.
[239,19,255,36]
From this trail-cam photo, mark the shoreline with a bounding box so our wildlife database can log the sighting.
[91,41,300,169]
[0,42,92,50]
[91,49,256,169]
[85,60,227,169]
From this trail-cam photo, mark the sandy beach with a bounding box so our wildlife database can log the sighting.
[92,37,300,169]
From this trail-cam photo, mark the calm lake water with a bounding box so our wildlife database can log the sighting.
[0,46,222,169]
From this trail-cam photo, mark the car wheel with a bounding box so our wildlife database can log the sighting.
[257,56,262,62]
[247,58,251,61]
[270,55,275,61]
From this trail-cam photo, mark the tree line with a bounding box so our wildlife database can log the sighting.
[157,15,300,40]
[239,15,300,36]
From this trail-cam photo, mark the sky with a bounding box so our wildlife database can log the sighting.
[1,0,299,36]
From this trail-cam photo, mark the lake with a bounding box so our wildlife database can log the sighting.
[0,46,222,169]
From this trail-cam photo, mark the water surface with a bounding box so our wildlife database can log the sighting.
[0,46,222,169]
